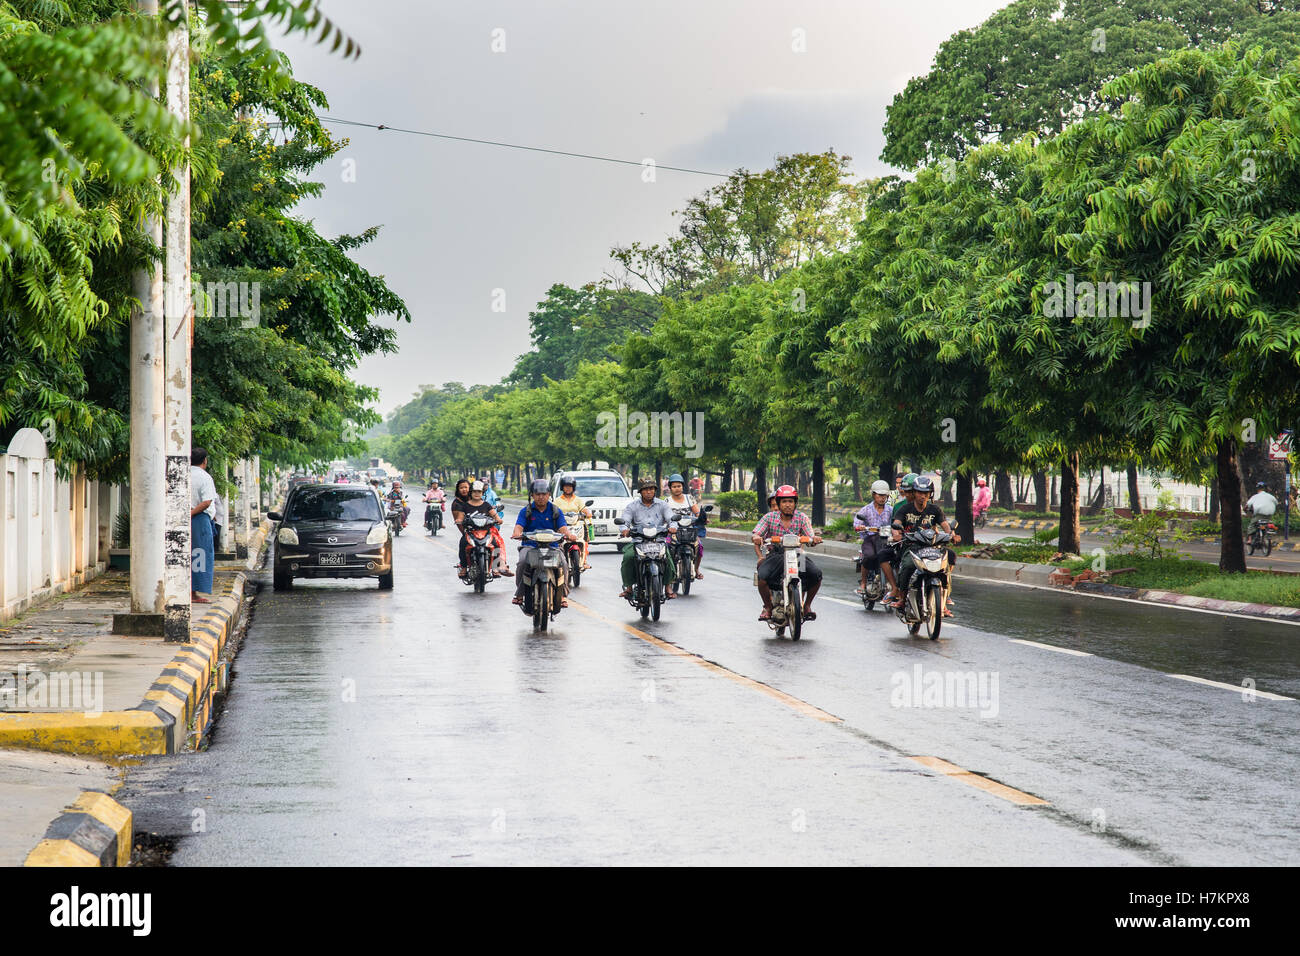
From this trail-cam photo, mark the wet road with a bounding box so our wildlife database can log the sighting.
[121,505,1300,865]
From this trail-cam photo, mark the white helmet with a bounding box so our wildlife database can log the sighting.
[471,480,485,492]
[871,480,891,495]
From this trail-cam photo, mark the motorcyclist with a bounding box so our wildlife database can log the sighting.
[423,479,446,533]
[384,480,409,527]
[665,473,704,580]
[1245,481,1279,538]
[889,475,952,609]
[973,477,992,520]
[892,473,919,521]
[618,478,678,600]
[555,475,593,571]
[479,475,501,514]
[853,480,900,602]
[511,479,578,606]
[751,485,823,622]
[454,480,503,580]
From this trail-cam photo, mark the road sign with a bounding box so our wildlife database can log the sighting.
[1269,430,1294,461]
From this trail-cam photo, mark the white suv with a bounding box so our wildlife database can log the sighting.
[549,470,634,547]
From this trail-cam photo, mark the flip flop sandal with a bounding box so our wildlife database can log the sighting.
[803,610,817,621]
[511,596,524,605]
[942,609,954,618]
[758,609,772,621]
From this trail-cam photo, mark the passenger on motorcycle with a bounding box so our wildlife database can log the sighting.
[618,478,679,599]
[892,473,919,521]
[1246,482,1278,537]
[385,480,410,527]
[512,479,578,606]
[854,480,900,602]
[752,485,823,622]
[453,480,504,579]
[889,475,952,610]
[665,474,705,580]
[555,476,593,571]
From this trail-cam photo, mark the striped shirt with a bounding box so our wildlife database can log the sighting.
[752,511,814,552]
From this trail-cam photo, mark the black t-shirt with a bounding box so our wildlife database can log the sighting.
[453,499,495,526]
[892,502,946,542]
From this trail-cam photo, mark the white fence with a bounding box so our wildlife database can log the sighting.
[0,428,121,622]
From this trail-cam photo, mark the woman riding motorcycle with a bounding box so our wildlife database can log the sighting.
[665,473,704,580]
[453,480,507,579]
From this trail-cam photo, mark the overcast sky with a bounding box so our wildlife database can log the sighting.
[274,0,1010,416]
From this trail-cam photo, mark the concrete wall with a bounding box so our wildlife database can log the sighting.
[0,429,120,622]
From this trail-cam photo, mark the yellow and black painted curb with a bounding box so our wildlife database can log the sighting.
[23,791,132,867]
[0,536,266,758]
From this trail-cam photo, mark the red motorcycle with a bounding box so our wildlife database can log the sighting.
[462,512,502,593]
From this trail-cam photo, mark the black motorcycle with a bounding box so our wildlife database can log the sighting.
[853,526,889,611]
[386,499,406,537]
[668,505,713,596]
[462,512,502,593]
[520,530,566,631]
[425,501,444,536]
[1248,519,1277,557]
[895,527,952,639]
[615,518,670,620]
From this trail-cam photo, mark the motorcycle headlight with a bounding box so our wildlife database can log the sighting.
[365,524,388,545]
[277,527,299,545]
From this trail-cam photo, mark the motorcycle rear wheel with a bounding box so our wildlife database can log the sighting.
[1265,538,1274,557]
[474,551,486,594]
[535,580,549,631]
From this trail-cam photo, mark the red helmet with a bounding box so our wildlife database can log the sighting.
[774,484,797,500]
[976,478,987,486]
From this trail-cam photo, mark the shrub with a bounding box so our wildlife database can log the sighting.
[714,490,759,521]
[1110,509,1188,559]
[1031,525,1059,544]
[824,515,855,538]
[114,505,130,548]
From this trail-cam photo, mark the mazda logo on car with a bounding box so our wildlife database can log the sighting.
[326,536,338,544]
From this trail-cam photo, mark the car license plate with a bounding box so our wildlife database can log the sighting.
[318,552,345,566]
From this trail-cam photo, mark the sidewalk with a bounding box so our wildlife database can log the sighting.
[0,517,270,865]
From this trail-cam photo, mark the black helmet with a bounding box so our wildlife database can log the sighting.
[530,479,549,495]
[560,475,577,491]
[913,475,934,494]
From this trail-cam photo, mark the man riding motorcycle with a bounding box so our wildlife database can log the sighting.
[618,478,678,600]
[751,485,823,622]
[1246,481,1279,538]
[555,475,593,571]
[511,479,578,606]
[665,473,705,580]
[889,475,952,610]
[854,479,900,603]
[385,480,410,527]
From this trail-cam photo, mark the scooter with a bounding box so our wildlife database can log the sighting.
[669,505,713,596]
[386,498,407,537]
[1248,520,1277,557]
[615,518,670,620]
[425,499,444,535]
[895,528,952,639]
[761,532,812,640]
[462,512,502,593]
[563,500,596,589]
[853,526,888,611]
[520,530,567,631]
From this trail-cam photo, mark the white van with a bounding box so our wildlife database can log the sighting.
[549,470,635,547]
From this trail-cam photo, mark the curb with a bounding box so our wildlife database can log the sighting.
[0,517,272,758]
[24,791,132,867]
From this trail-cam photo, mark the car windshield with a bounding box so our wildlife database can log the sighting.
[568,477,629,498]
[286,489,382,522]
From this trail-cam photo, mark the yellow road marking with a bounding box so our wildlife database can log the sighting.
[909,755,1050,806]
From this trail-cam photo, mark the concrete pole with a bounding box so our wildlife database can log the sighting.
[252,454,262,516]
[163,7,192,641]
[240,458,252,544]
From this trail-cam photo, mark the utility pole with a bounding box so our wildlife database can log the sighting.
[115,0,166,636]
[163,2,193,641]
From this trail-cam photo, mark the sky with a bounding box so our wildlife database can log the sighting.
[273,0,1011,417]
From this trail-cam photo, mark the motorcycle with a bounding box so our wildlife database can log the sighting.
[563,499,596,589]
[520,530,567,631]
[895,528,952,639]
[1248,519,1277,557]
[462,512,502,593]
[853,526,889,611]
[615,518,669,620]
[668,505,713,596]
[425,499,444,536]
[760,532,813,640]
[386,497,408,537]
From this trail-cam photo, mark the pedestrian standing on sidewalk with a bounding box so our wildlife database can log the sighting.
[211,480,227,554]
[191,447,217,603]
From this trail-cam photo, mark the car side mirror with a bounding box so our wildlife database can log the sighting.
[267,511,283,522]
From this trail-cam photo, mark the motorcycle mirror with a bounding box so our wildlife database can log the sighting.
[614,518,625,525]
[584,499,594,507]
[703,505,714,512]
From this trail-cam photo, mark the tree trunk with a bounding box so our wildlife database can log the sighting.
[721,461,732,493]
[850,462,861,501]
[994,469,1014,510]
[1058,452,1081,555]
[1086,465,1106,516]
[955,468,974,546]
[655,459,662,490]
[632,462,640,485]
[1032,471,1048,512]
[812,456,825,526]
[755,458,768,514]
[1127,463,1142,515]
[1217,437,1246,572]
[940,473,954,509]
[878,460,894,485]
[1209,485,1219,522]
[1050,473,1059,509]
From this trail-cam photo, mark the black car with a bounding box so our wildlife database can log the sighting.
[268,483,393,590]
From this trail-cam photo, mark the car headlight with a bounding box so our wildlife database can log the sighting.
[365,523,388,545]
[277,527,299,545]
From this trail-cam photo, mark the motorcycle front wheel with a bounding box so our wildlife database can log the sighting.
[788,581,802,641]
[924,581,943,640]
[677,554,692,596]
[568,549,581,589]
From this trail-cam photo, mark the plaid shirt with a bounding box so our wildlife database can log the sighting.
[752,511,814,552]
